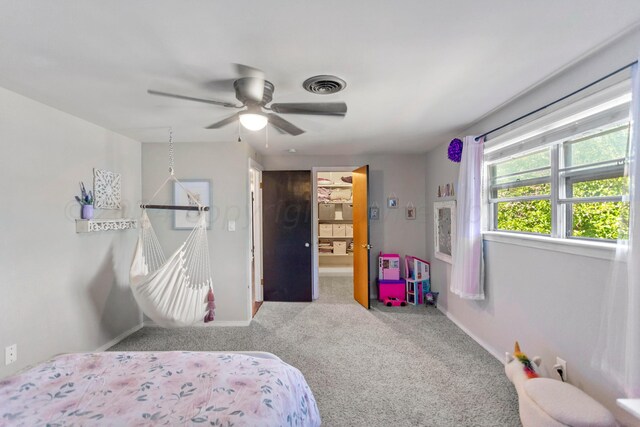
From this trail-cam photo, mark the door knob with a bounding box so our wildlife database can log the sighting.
[305,242,310,247]
[361,244,372,249]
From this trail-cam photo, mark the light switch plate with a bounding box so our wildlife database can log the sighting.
[228,220,236,232]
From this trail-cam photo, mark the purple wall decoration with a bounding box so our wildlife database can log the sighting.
[448,138,463,163]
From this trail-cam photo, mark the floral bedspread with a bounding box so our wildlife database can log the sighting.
[0,352,320,426]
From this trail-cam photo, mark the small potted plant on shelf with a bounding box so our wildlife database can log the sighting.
[75,182,94,219]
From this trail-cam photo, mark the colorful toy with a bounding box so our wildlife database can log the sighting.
[404,255,430,305]
[378,252,400,280]
[505,342,615,427]
[505,342,543,392]
[405,255,430,281]
[383,297,406,307]
[513,342,539,379]
[378,279,406,302]
[424,291,439,307]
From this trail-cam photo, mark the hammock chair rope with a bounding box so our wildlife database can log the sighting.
[129,128,215,327]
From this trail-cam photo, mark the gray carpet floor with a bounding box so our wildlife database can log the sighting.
[110,277,520,426]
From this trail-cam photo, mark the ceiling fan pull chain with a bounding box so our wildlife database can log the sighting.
[237,120,242,143]
[168,127,175,175]
[265,124,269,149]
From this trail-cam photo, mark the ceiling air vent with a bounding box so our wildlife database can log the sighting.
[303,75,346,94]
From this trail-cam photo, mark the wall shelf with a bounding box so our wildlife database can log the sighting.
[76,218,137,233]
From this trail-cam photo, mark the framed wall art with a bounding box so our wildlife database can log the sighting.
[173,179,211,230]
[369,206,380,220]
[406,205,416,220]
[433,200,456,263]
[93,168,121,209]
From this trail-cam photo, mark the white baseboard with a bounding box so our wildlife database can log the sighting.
[437,306,504,364]
[94,323,143,352]
[143,320,251,328]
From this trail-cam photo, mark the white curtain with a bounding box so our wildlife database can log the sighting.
[595,61,640,398]
[450,136,485,300]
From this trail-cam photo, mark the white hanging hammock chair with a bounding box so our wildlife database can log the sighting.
[130,158,215,327]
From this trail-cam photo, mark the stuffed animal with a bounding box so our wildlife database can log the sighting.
[505,342,616,427]
[505,341,543,387]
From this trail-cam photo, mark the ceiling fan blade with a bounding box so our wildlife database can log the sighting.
[271,126,287,135]
[200,78,237,93]
[267,113,305,136]
[205,112,241,129]
[148,89,239,108]
[270,102,347,116]
[233,63,265,103]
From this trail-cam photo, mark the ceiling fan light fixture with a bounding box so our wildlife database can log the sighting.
[239,112,268,131]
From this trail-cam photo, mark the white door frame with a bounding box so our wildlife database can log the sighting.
[248,158,264,320]
[311,166,358,300]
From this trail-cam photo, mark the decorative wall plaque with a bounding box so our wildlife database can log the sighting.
[93,168,121,209]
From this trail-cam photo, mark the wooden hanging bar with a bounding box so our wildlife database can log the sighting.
[140,204,210,211]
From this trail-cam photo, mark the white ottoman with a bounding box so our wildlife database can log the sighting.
[519,378,617,427]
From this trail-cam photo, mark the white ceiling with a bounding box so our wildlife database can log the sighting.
[1,1,639,155]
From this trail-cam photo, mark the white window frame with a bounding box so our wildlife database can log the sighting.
[486,148,553,236]
[482,81,631,253]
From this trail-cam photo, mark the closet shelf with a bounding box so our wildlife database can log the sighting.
[318,183,352,188]
[76,218,137,233]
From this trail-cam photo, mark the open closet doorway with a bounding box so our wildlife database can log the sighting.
[248,159,264,318]
[312,166,370,308]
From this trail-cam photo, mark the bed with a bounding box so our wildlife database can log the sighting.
[0,351,320,426]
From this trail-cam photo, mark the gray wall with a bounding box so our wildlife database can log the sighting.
[0,87,142,378]
[262,154,428,296]
[425,28,640,425]
[142,142,258,323]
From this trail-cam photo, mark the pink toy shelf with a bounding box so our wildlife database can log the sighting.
[378,252,400,280]
[404,255,431,305]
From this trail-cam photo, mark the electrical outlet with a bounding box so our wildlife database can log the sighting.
[5,344,17,365]
[555,357,567,382]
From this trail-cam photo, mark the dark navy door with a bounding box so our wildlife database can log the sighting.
[262,171,312,302]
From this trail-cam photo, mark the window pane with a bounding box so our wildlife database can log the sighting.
[496,200,551,234]
[565,125,629,168]
[570,176,627,198]
[493,150,550,178]
[497,183,550,198]
[570,201,629,240]
[493,169,550,186]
